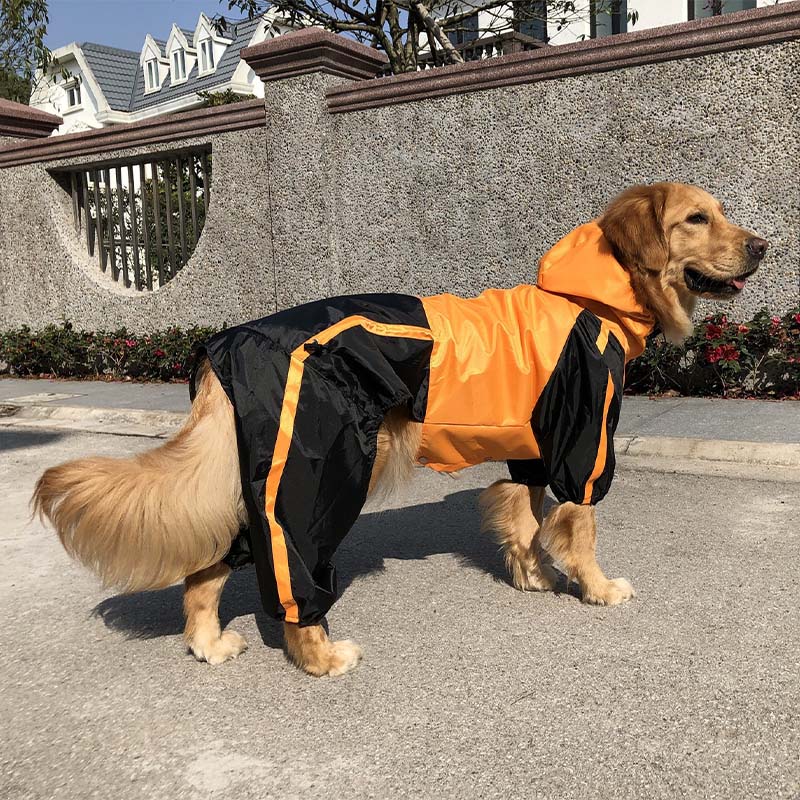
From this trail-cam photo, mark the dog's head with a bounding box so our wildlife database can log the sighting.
[598,183,768,341]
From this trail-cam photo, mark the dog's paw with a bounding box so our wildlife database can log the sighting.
[326,640,363,677]
[512,562,559,593]
[188,630,249,665]
[296,639,363,678]
[582,577,635,606]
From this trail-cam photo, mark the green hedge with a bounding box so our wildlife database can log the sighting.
[0,323,217,382]
[1,309,798,397]
[625,308,800,398]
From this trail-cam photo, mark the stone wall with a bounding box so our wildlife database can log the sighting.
[0,105,274,330]
[0,4,798,332]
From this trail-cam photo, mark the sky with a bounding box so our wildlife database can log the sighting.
[44,0,233,52]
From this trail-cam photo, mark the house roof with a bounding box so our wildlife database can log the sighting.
[77,16,262,114]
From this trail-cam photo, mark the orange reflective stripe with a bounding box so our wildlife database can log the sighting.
[582,372,615,505]
[265,315,434,623]
[595,325,610,355]
[264,355,304,623]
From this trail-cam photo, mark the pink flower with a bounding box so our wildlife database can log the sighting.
[125,339,137,348]
[737,324,749,334]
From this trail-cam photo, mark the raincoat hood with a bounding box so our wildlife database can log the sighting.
[537,222,655,359]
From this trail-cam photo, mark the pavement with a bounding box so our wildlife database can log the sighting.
[1,376,799,466]
[1,379,799,798]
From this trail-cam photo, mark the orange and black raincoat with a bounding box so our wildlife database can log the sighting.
[196,223,654,625]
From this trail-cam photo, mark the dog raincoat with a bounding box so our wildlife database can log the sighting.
[196,222,655,625]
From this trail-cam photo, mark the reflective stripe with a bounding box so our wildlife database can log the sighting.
[595,325,610,355]
[582,372,615,505]
[265,315,434,623]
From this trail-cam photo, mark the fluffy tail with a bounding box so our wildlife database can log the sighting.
[32,361,244,592]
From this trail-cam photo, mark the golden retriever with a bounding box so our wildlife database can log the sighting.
[33,183,767,676]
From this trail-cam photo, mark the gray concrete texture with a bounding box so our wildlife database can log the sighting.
[0,127,275,331]
[324,41,800,319]
[2,376,800,444]
[0,40,798,333]
[1,428,799,798]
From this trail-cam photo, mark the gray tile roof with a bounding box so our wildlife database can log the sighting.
[80,43,139,111]
[78,16,261,113]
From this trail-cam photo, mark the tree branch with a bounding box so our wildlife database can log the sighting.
[412,2,464,65]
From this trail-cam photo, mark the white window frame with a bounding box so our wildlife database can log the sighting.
[171,48,187,83]
[199,38,215,73]
[145,57,160,92]
[63,79,82,112]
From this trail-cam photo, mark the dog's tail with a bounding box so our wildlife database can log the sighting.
[31,361,244,593]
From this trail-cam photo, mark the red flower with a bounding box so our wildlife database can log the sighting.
[706,346,724,364]
[705,323,724,340]
[719,344,740,362]
[737,324,749,334]
[793,313,800,325]
[154,348,165,357]
[125,339,137,348]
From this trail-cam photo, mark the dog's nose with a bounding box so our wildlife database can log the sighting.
[746,237,769,260]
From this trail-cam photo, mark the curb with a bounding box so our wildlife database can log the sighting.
[615,435,800,468]
[1,403,799,468]
[0,403,184,439]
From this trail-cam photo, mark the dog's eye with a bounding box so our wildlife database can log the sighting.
[687,213,708,225]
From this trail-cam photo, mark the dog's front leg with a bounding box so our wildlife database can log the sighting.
[284,622,362,677]
[480,480,558,592]
[539,503,634,605]
[183,562,248,664]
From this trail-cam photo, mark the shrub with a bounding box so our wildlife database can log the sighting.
[624,307,800,398]
[0,310,798,397]
[0,322,218,382]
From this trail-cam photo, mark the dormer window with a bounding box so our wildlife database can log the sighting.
[171,48,186,82]
[66,83,81,109]
[145,57,160,91]
[199,38,215,72]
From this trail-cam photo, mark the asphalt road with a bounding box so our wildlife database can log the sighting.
[1,428,798,799]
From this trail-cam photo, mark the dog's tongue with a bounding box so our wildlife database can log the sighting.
[731,278,747,290]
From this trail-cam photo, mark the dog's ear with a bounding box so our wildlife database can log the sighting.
[599,184,670,273]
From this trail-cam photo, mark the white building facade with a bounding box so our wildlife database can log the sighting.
[31,11,294,135]
[452,0,790,48]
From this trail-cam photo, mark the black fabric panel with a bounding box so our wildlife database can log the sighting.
[531,310,609,505]
[590,332,625,504]
[507,458,549,487]
[198,294,434,626]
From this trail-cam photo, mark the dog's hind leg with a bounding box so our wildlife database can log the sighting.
[539,502,634,605]
[183,562,248,665]
[284,622,362,677]
[480,480,558,592]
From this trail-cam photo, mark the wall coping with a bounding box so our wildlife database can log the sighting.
[327,0,800,113]
[0,99,265,169]
[242,27,388,82]
[0,98,62,138]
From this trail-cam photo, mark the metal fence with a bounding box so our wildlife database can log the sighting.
[54,147,212,291]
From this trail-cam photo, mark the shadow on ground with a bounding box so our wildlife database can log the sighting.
[0,428,66,452]
[93,488,563,647]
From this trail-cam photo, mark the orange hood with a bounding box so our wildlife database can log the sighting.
[536,222,655,359]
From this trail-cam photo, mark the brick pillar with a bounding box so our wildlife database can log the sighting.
[0,98,61,144]
[243,29,387,310]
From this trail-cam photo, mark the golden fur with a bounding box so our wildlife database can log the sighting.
[32,183,766,676]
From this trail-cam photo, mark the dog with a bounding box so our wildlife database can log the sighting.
[33,183,768,677]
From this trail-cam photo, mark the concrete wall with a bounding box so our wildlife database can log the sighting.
[0,125,276,330]
[0,14,798,332]
[274,41,799,320]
